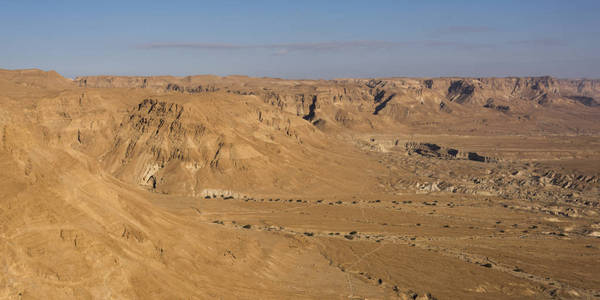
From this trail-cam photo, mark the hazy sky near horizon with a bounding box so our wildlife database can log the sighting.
[1,0,599,79]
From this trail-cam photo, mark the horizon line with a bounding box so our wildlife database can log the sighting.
[2,67,599,81]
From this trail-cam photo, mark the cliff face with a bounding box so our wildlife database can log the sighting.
[75,75,600,135]
[74,75,600,105]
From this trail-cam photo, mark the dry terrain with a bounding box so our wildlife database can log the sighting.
[1,69,599,299]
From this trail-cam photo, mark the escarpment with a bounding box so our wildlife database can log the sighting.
[75,75,600,135]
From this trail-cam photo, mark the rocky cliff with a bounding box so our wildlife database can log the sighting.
[75,75,600,135]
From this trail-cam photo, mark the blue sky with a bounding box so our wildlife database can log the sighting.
[1,0,599,78]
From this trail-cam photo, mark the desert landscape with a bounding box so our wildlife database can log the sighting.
[0,68,598,299]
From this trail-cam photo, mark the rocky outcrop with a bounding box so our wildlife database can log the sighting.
[540,170,599,191]
[166,83,219,93]
[483,98,510,112]
[104,98,208,191]
[566,95,599,107]
[200,188,247,199]
[379,147,600,212]
[447,80,475,104]
[405,142,495,162]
